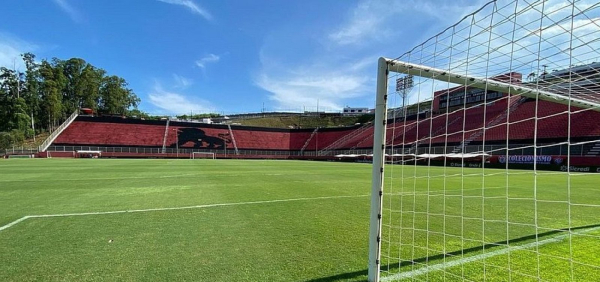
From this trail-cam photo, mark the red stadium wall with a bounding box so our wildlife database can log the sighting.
[49,99,600,158]
[54,121,165,147]
[381,97,600,148]
[53,116,361,152]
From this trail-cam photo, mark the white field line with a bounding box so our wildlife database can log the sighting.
[384,186,506,196]
[0,216,31,232]
[381,226,600,281]
[0,194,369,232]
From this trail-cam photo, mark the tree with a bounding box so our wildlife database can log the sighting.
[0,52,141,148]
[39,60,64,130]
[78,65,105,110]
[59,58,86,113]
[0,67,29,133]
[21,53,41,135]
[127,109,151,119]
[99,75,140,115]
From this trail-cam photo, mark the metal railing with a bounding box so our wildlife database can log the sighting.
[318,124,372,156]
[300,127,319,154]
[47,145,307,157]
[1,147,39,156]
[43,143,591,158]
[161,119,170,153]
[38,111,79,152]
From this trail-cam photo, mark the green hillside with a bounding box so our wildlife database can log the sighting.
[229,114,373,128]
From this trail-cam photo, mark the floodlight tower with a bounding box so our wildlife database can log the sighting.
[396,75,414,117]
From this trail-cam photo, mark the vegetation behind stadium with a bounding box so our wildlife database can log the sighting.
[0,53,373,150]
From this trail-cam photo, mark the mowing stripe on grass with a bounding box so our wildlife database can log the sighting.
[0,172,355,182]
[0,194,369,232]
[381,226,600,281]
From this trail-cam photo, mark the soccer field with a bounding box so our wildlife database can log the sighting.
[0,159,599,281]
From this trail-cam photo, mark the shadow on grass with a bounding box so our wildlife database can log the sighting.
[306,223,600,282]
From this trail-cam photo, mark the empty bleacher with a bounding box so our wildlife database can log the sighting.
[49,96,600,158]
[54,119,167,147]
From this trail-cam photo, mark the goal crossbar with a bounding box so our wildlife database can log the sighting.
[384,58,600,111]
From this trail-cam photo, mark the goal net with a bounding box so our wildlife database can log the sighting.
[75,150,102,158]
[7,154,35,159]
[46,151,76,158]
[369,1,600,281]
[190,152,216,159]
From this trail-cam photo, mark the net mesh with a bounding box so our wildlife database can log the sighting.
[377,1,600,281]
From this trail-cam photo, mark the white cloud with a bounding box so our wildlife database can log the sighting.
[52,0,84,23]
[0,33,37,70]
[380,0,600,111]
[195,54,220,69]
[256,68,370,111]
[328,0,485,46]
[535,17,600,37]
[172,74,193,89]
[328,1,402,45]
[404,0,600,82]
[148,83,214,114]
[257,0,460,110]
[157,0,212,21]
[257,0,531,110]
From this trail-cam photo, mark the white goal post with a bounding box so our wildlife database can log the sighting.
[6,154,35,159]
[46,151,77,158]
[368,1,600,281]
[76,150,102,158]
[190,152,216,159]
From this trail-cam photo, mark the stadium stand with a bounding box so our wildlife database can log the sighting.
[44,69,600,165]
[50,116,360,155]
[54,120,166,147]
[301,127,360,152]
[48,97,600,156]
[289,130,316,151]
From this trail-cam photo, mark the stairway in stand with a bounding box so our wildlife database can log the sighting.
[585,141,600,156]
[300,127,319,155]
[452,96,526,153]
[161,119,170,154]
[227,124,239,155]
[318,124,372,156]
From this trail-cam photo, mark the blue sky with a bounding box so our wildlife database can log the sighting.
[1,0,486,115]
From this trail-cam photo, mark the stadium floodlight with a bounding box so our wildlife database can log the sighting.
[396,75,414,117]
[369,1,600,281]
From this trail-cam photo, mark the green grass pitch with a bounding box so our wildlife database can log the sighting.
[0,159,599,281]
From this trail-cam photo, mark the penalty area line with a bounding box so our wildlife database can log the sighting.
[381,226,600,281]
[0,194,369,232]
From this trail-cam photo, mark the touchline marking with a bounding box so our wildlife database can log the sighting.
[381,226,600,281]
[0,194,368,232]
